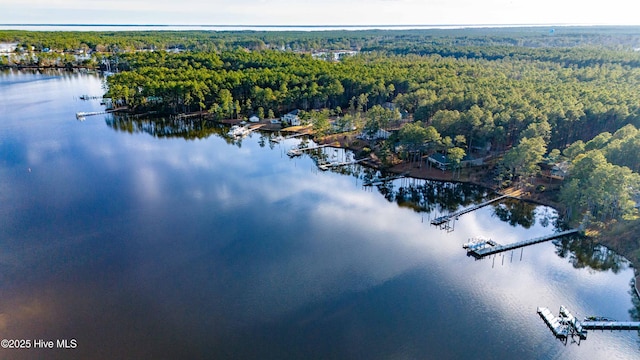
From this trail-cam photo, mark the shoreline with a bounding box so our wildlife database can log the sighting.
[316,132,640,278]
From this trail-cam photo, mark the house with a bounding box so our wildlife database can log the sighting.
[0,43,17,53]
[551,161,569,179]
[427,153,484,170]
[249,115,260,123]
[357,129,391,141]
[331,117,356,132]
[282,110,301,126]
[427,153,451,170]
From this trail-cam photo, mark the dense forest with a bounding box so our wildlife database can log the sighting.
[2,27,639,261]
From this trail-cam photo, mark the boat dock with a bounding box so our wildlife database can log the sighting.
[76,109,117,120]
[581,321,640,331]
[463,238,498,252]
[431,194,508,226]
[467,229,579,258]
[79,95,103,100]
[538,306,640,342]
[287,144,329,157]
[363,173,407,186]
[537,307,569,339]
[318,158,365,170]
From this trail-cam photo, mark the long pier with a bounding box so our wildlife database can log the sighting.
[318,158,365,170]
[467,229,579,258]
[582,321,640,331]
[538,306,640,342]
[287,144,329,157]
[431,194,508,226]
[79,95,103,100]
[363,173,407,186]
[76,109,117,120]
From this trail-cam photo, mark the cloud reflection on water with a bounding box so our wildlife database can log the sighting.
[1,71,637,359]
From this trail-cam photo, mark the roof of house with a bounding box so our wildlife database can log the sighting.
[429,153,450,164]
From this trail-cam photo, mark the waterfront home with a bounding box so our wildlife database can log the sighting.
[427,153,451,170]
[283,110,301,126]
[0,43,17,53]
[357,129,391,141]
[427,153,485,170]
[551,161,569,179]
[249,115,260,123]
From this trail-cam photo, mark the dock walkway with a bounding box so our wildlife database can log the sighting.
[363,173,407,186]
[318,158,365,170]
[287,144,329,157]
[538,306,640,341]
[76,109,118,120]
[431,194,508,226]
[581,321,640,331]
[467,229,579,258]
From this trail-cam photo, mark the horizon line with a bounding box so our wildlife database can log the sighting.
[1,23,636,28]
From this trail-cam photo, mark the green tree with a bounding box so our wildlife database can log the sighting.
[501,136,547,187]
[218,89,234,118]
[448,147,466,179]
[310,109,331,137]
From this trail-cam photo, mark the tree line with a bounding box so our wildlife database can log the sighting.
[3,28,638,227]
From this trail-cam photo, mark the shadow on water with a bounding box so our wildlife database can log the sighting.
[362,171,491,215]
[491,198,538,229]
[106,114,230,142]
[105,115,633,277]
[554,235,629,274]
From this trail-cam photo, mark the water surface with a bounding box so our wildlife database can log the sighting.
[0,69,638,359]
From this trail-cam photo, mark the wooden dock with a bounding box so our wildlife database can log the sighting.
[538,306,640,341]
[467,229,579,258]
[430,194,508,226]
[79,95,103,100]
[537,307,568,339]
[76,109,117,120]
[318,158,365,170]
[363,173,407,186]
[581,321,640,331]
[287,144,329,157]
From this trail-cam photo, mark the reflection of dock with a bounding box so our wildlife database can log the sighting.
[467,229,579,258]
[431,194,508,226]
[538,306,640,343]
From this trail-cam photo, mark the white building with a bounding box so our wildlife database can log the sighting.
[0,43,17,53]
[282,110,301,126]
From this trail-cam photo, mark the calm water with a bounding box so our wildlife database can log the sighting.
[0,70,638,359]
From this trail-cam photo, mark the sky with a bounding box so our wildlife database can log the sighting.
[1,0,638,26]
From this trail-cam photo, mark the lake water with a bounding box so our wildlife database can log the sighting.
[0,69,638,359]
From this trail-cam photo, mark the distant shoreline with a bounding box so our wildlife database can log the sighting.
[0,23,632,32]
